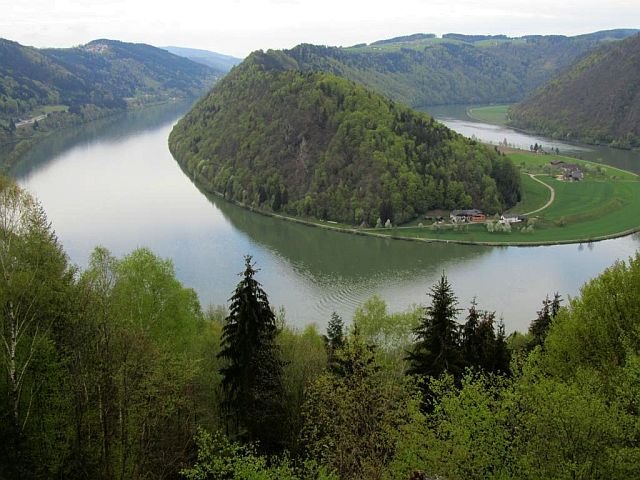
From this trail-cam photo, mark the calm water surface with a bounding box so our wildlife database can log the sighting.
[13,102,640,332]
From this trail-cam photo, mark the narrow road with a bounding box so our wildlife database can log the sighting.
[16,114,47,128]
[524,174,555,216]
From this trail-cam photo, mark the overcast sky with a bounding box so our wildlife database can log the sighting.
[2,0,638,58]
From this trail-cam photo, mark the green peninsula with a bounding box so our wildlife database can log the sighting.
[169,51,521,226]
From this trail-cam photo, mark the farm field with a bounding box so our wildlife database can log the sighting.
[368,151,640,245]
[466,104,510,125]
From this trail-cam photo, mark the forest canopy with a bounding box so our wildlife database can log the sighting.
[169,53,521,225]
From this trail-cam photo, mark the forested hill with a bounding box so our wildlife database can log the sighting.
[509,33,640,148]
[0,38,217,122]
[263,29,637,108]
[169,52,521,225]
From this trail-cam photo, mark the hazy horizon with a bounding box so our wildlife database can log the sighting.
[3,0,638,58]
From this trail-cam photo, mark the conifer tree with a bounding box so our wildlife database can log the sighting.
[529,293,562,348]
[406,273,463,381]
[461,300,510,374]
[324,311,345,373]
[218,255,285,453]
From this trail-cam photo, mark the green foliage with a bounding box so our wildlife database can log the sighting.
[528,293,562,348]
[182,428,338,480]
[301,330,418,480]
[68,246,206,479]
[169,56,521,224]
[461,301,511,374]
[406,274,463,381]
[390,373,513,480]
[6,175,640,479]
[353,296,421,352]
[0,37,217,166]
[218,256,286,453]
[281,34,629,108]
[0,38,215,120]
[541,253,640,384]
[510,33,640,147]
[0,177,73,477]
[278,323,328,452]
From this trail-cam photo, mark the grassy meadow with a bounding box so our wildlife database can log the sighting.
[466,104,510,125]
[369,151,640,245]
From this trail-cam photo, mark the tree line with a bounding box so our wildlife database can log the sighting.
[2,176,640,479]
[169,58,522,226]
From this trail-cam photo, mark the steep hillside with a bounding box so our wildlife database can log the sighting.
[0,38,218,167]
[265,30,637,108]
[510,33,640,148]
[169,52,521,225]
[163,46,242,72]
[0,38,216,122]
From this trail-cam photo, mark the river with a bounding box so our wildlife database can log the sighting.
[12,101,640,332]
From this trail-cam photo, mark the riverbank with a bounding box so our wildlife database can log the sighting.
[467,104,640,152]
[0,98,200,173]
[181,149,640,247]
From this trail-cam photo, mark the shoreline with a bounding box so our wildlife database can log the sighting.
[186,170,640,248]
[1,97,199,172]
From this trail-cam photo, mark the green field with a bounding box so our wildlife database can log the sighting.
[508,151,638,180]
[467,105,510,125]
[507,173,550,215]
[366,151,640,245]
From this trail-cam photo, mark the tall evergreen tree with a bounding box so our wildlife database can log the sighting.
[461,299,482,367]
[460,300,511,375]
[326,311,345,352]
[218,255,285,453]
[493,319,511,374]
[324,311,345,373]
[529,293,562,348]
[406,273,463,382]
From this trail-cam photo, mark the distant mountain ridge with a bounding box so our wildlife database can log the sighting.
[509,33,640,148]
[0,38,217,122]
[162,46,242,72]
[259,29,638,108]
[0,37,218,167]
[169,51,522,225]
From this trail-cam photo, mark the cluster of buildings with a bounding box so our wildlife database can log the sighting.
[550,160,584,181]
[449,209,525,224]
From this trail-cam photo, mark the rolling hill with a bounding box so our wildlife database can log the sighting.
[509,33,640,148]
[0,38,219,167]
[0,38,217,123]
[169,51,521,225]
[263,29,637,108]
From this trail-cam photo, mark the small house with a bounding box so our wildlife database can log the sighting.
[500,214,523,224]
[450,209,486,223]
[550,161,583,181]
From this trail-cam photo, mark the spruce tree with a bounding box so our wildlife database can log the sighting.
[529,293,562,348]
[461,299,482,368]
[406,273,463,381]
[325,311,345,373]
[460,300,511,374]
[218,255,285,453]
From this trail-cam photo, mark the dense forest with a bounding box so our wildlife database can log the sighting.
[0,38,217,120]
[257,29,637,108]
[2,175,640,479]
[169,52,521,225]
[0,38,218,168]
[510,33,640,148]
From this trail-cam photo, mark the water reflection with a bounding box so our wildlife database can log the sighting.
[12,102,640,333]
[12,101,195,178]
[427,104,640,174]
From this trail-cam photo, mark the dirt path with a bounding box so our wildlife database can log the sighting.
[524,174,555,216]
